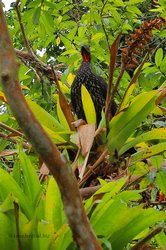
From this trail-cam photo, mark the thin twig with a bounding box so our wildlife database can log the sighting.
[0,132,30,149]
[111,67,125,102]
[100,0,110,50]
[0,122,24,136]
[15,0,34,55]
[79,149,108,187]
[150,201,166,205]
[51,65,61,91]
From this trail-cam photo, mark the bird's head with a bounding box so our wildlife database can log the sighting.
[81,45,91,62]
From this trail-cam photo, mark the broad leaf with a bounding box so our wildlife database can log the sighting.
[26,98,66,133]
[0,212,18,250]
[155,48,163,67]
[0,168,32,220]
[107,90,157,152]
[91,192,164,249]
[109,206,164,249]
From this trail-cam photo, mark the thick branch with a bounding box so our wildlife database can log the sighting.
[0,3,102,250]
[15,49,62,81]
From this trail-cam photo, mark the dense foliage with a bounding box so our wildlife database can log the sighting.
[0,0,166,249]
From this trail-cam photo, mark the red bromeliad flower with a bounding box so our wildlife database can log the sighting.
[121,17,166,70]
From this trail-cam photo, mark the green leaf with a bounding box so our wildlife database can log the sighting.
[81,84,96,124]
[33,7,41,25]
[156,169,166,194]
[119,53,149,112]
[78,26,87,38]
[26,98,67,134]
[0,168,32,220]
[91,33,105,41]
[45,177,65,231]
[160,56,166,74]
[20,0,28,10]
[49,224,72,250]
[155,48,163,67]
[150,155,164,170]
[127,0,144,4]
[40,10,54,36]
[38,220,54,250]
[95,178,127,196]
[111,8,121,24]
[87,178,128,215]
[91,190,141,228]
[12,160,22,186]
[107,91,157,152]
[155,231,166,249]
[0,212,18,250]
[42,125,68,143]
[127,5,142,15]
[119,128,166,155]
[19,151,42,207]
[0,193,18,213]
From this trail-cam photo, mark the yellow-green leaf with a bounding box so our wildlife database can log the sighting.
[81,84,96,124]
[119,128,166,155]
[45,177,64,230]
[130,142,166,163]
[26,98,65,132]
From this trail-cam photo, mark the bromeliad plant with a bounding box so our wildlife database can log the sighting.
[0,151,165,250]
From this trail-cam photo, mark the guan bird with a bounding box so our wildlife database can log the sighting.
[71,45,117,126]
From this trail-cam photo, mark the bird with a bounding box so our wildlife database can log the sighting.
[71,45,117,126]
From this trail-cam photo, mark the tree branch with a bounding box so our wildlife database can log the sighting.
[15,48,62,81]
[80,185,101,199]
[0,3,102,250]
[0,122,24,137]
[131,227,162,250]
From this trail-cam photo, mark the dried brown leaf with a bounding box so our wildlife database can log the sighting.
[77,124,95,157]
[0,149,18,157]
